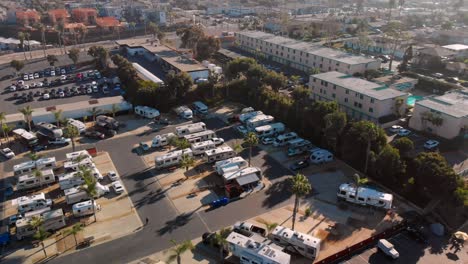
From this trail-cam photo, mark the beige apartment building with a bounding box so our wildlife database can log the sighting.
[309,71,408,123]
[235,31,381,75]
[409,89,468,139]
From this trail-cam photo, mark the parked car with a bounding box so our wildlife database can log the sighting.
[405,225,428,244]
[377,239,399,259]
[43,93,50,100]
[423,140,439,150]
[289,160,310,171]
[84,130,105,139]
[108,171,119,181]
[9,214,23,226]
[48,137,71,145]
[32,145,48,152]
[112,181,124,194]
[262,137,275,145]
[212,138,224,146]
[432,73,443,79]
[0,148,15,159]
[34,72,39,79]
[397,129,411,136]
[139,142,150,151]
[236,125,248,135]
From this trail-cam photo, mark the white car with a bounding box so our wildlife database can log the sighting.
[50,70,56,76]
[108,171,119,181]
[58,91,65,98]
[43,93,50,100]
[23,85,29,90]
[112,181,124,194]
[212,137,224,146]
[61,68,66,74]
[17,80,24,86]
[397,129,411,137]
[1,148,15,159]
[36,82,43,87]
[262,137,275,145]
[236,125,248,135]
[34,73,39,79]
[424,140,440,150]
[390,125,403,133]
[48,137,71,145]
[9,85,16,92]
[23,74,29,81]
[60,75,67,81]
[28,73,34,80]
[30,82,37,88]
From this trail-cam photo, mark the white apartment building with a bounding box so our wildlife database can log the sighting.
[309,71,408,123]
[235,31,381,75]
[409,89,468,139]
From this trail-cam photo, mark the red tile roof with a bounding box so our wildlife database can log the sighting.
[16,10,40,20]
[72,8,97,15]
[96,17,120,28]
[64,22,86,29]
[48,9,69,18]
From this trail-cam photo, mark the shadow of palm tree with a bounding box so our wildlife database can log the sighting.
[262,179,293,208]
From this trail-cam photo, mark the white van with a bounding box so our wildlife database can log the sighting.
[67,118,86,134]
[377,239,399,259]
[17,193,53,213]
[273,132,298,147]
[191,140,216,155]
[193,101,208,115]
[255,123,285,138]
[309,149,333,164]
[152,133,176,148]
[72,200,99,217]
[134,106,160,119]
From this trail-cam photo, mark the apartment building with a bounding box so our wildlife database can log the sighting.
[15,9,40,27]
[409,89,468,139]
[235,31,381,75]
[309,71,408,123]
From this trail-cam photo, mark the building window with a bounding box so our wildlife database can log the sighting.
[370,98,375,103]
[369,107,374,112]
[313,78,316,82]
[360,94,363,99]
[324,82,328,87]
[345,98,348,103]
[332,93,336,98]
[333,85,336,90]
[358,103,362,108]
[345,89,349,94]
[354,102,358,107]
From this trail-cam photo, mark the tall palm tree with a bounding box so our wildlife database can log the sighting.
[56,23,64,54]
[32,169,43,185]
[109,104,119,118]
[34,23,47,58]
[388,0,396,21]
[19,105,34,131]
[17,32,28,60]
[79,166,98,222]
[167,239,194,264]
[30,215,44,231]
[2,124,12,144]
[289,173,311,230]
[211,228,231,263]
[25,32,32,59]
[64,223,83,246]
[33,227,50,258]
[353,173,368,202]
[180,154,195,177]
[88,107,102,122]
[130,22,136,36]
[63,124,80,152]
[0,112,7,141]
[53,109,63,127]
[243,132,258,166]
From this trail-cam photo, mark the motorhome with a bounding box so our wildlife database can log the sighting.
[183,130,215,144]
[17,193,53,213]
[223,167,262,187]
[35,157,57,170]
[269,225,321,260]
[134,106,160,119]
[175,122,206,137]
[192,101,208,115]
[67,118,86,134]
[16,209,66,240]
[36,122,63,140]
[58,172,85,190]
[65,187,89,205]
[16,169,55,191]
[239,110,263,123]
[254,122,285,138]
[191,140,216,155]
[66,150,92,162]
[13,161,36,176]
[96,115,120,130]
[13,128,38,147]
[155,148,193,169]
[245,115,274,131]
[287,140,314,156]
[214,157,248,175]
[63,157,95,171]
[174,105,193,119]
[205,146,236,163]
[151,133,176,148]
[309,149,333,164]
[337,183,393,210]
[273,132,298,147]
[72,200,99,217]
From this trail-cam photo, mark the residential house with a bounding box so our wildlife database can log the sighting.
[96,17,120,32]
[72,8,97,25]
[413,46,456,67]
[15,9,40,27]
[442,44,468,59]
[0,36,41,51]
[48,9,69,26]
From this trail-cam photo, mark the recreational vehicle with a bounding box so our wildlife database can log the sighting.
[192,101,208,115]
[35,157,57,170]
[155,148,193,169]
[151,133,176,148]
[65,183,109,205]
[337,183,393,210]
[254,122,285,138]
[309,149,333,164]
[96,115,120,130]
[58,172,85,190]
[175,122,206,137]
[223,167,262,187]
[287,140,314,156]
[191,140,216,155]
[36,122,63,140]
[239,111,263,123]
[272,132,298,147]
[245,115,274,131]
[205,146,236,163]
[67,119,86,134]
[183,130,215,144]
[63,158,95,171]
[269,225,321,260]
[13,128,38,147]
[72,200,99,217]
[13,161,36,176]
[66,150,92,162]
[174,105,193,119]
[134,106,160,119]
[214,157,248,175]
[16,169,55,191]
[16,209,66,240]
[17,193,53,213]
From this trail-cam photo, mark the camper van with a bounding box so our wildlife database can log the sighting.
[309,149,333,164]
[337,183,393,210]
[135,106,160,119]
[205,146,236,163]
[66,150,92,162]
[63,157,95,171]
[16,209,66,240]
[35,157,57,170]
[155,148,193,169]
[67,119,86,134]
[239,111,263,123]
[214,157,248,175]
[13,161,36,176]
[72,200,99,217]
[58,172,85,190]
[254,122,285,138]
[151,133,176,148]
[223,167,262,186]
[16,169,55,191]
[245,115,274,131]
[269,225,321,260]
[183,130,215,144]
[175,122,206,137]
[287,140,314,156]
[273,132,298,147]
[17,193,53,213]
[174,105,193,119]
[191,140,216,155]
[192,101,208,115]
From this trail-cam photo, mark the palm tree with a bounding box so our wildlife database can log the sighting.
[243,132,258,166]
[0,112,7,141]
[211,228,231,263]
[10,60,25,76]
[53,109,63,127]
[25,32,32,59]
[352,173,368,202]
[63,124,80,152]
[2,124,12,144]
[19,106,34,131]
[56,23,65,54]
[130,22,136,36]
[30,215,44,231]
[79,166,98,222]
[88,107,102,122]
[18,32,28,60]
[167,239,194,264]
[28,152,43,161]
[180,154,195,177]
[289,173,312,230]
[388,0,397,21]
[109,104,119,118]
[34,23,47,58]
[257,219,278,235]
[32,169,43,185]
[64,223,83,246]
[33,227,50,258]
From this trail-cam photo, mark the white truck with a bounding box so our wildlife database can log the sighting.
[134,106,160,119]
[174,105,193,119]
[377,239,399,259]
[151,133,176,148]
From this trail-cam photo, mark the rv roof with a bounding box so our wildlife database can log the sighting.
[13,160,36,171]
[205,146,233,156]
[155,148,192,161]
[223,167,260,181]
[72,200,94,209]
[66,150,91,160]
[18,192,46,204]
[339,183,393,202]
[191,140,214,148]
[271,225,321,248]
[183,130,215,139]
[35,157,56,166]
[214,156,246,167]
[246,114,273,123]
[64,186,81,196]
[226,232,290,263]
[20,169,54,180]
[255,122,285,131]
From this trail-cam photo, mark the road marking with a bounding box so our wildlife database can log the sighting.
[196,211,212,233]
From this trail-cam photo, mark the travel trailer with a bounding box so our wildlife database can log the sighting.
[192,101,208,115]
[58,172,85,190]
[35,157,57,170]
[273,132,298,147]
[239,111,263,123]
[309,149,333,164]
[245,115,274,131]
[151,133,176,148]
[66,150,92,162]
[17,193,53,213]
[36,122,63,140]
[64,183,109,205]
[16,169,55,191]
[63,157,95,171]
[214,157,248,175]
[174,105,193,119]
[223,167,262,186]
[269,225,321,260]
[287,140,314,156]
[183,130,215,144]
[337,183,393,210]
[16,209,66,240]
[191,140,216,155]
[13,161,36,176]
[13,128,38,147]
[134,106,160,119]
[155,148,193,169]
[175,122,206,137]
[67,119,86,134]
[254,122,285,138]
[96,115,120,130]
[72,200,99,217]
[205,146,236,163]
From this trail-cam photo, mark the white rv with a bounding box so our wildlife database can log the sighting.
[239,110,263,123]
[151,133,176,148]
[183,130,215,144]
[287,140,314,156]
[16,169,55,191]
[273,132,298,147]
[205,146,236,163]
[254,122,285,138]
[223,167,262,186]
[17,193,53,213]
[63,157,95,171]
[175,122,206,137]
[337,183,393,210]
[155,148,193,169]
[35,157,57,170]
[192,101,208,115]
[72,200,99,217]
[58,172,85,190]
[214,157,248,175]
[13,161,36,176]
[67,118,86,134]
[65,183,108,205]
[269,225,321,260]
[309,149,333,164]
[191,140,216,155]
[66,150,92,162]
[246,115,274,131]
[174,105,193,119]
[16,209,66,240]
[134,106,160,119]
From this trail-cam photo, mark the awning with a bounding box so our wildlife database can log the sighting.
[236,173,260,186]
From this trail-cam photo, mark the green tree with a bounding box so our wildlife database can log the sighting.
[30,215,44,231]
[441,21,454,30]
[393,137,414,157]
[356,30,372,54]
[375,145,406,186]
[63,124,80,152]
[129,22,137,36]
[53,109,63,127]
[398,45,413,73]
[195,36,221,60]
[263,71,287,92]
[1,124,12,144]
[323,111,347,151]
[165,71,193,99]
[109,104,120,118]
[25,32,32,59]
[32,169,43,184]
[34,23,47,58]
[383,21,410,71]
[211,228,231,263]
[56,22,66,54]
[289,173,311,230]
[88,46,109,69]
[64,223,84,246]
[225,57,257,80]
[18,32,28,60]
[79,166,98,222]
[243,132,259,166]
[46,54,58,66]
[176,25,205,50]
[0,112,6,141]
[180,154,195,176]
[10,60,25,76]
[148,22,165,41]
[68,48,80,66]
[88,107,102,122]
[167,239,195,264]
[257,219,278,234]
[28,152,43,161]
[33,227,50,258]
[352,173,369,201]
[19,105,34,131]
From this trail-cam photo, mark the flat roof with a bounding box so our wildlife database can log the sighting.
[312,71,407,100]
[442,44,468,51]
[415,89,468,118]
[226,232,291,263]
